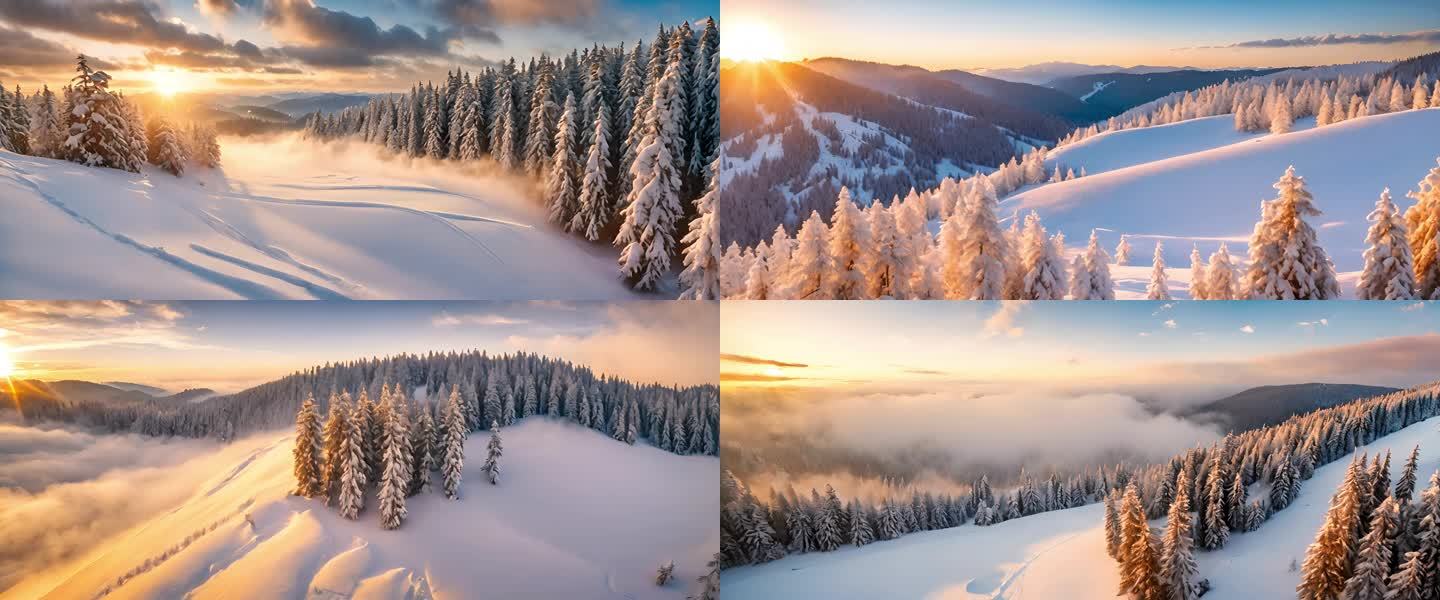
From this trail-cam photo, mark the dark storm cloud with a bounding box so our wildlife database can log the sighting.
[0,0,228,52]
[1199,29,1440,49]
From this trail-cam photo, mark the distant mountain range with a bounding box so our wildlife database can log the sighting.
[1180,383,1401,432]
[2,379,218,417]
[1047,68,1289,119]
[974,62,1194,85]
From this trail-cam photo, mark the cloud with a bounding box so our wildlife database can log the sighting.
[983,302,1026,338]
[508,302,717,387]
[0,301,202,356]
[1167,334,1440,389]
[432,312,530,327]
[1202,29,1440,49]
[1240,324,1255,334]
[1164,319,1177,329]
[720,372,805,383]
[264,0,459,56]
[1402,302,1426,312]
[426,0,600,28]
[195,0,260,17]
[0,421,223,590]
[0,24,82,68]
[0,0,229,53]
[1297,318,1330,327]
[720,353,808,368]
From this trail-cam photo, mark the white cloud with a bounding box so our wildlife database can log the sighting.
[983,302,1027,338]
[1402,302,1426,312]
[1164,319,1177,329]
[432,311,530,327]
[1240,324,1255,334]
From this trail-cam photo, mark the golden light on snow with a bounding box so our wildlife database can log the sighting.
[148,68,188,98]
[723,19,787,62]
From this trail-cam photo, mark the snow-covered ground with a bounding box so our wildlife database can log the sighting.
[3,418,718,600]
[721,415,1440,600]
[1010,108,1440,298]
[0,135,635,299]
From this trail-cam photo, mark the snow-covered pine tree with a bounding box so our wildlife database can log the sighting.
[678,157,720,299]
[337,397,368,520]
[440,384,466,499]
[409,401,434,495]
[864,201,901,298]
[30,86,63,158]
[524,58,558,175]
[1244,166,1340,299]
[1020,211,1067,300]
[1147,242,1172,300]
[4,84,30,155]
[1105,491,1122,558]
[1115,235,1132,266]
[940,183,1010,299]
[292,394,324,498]
[377,393,413,529]
[321,392,348,504]
[145,116,186,177]
[827,187,870,299]
[1357,188,1417,299]
[1298,457,1363,599]
[788,210,832,299]
[1204,243,1239,300]
[1405,160,1440,299]
[482,420,502,484]
[850,501,875,547]
[1158,470,1197,600]
[572,100,613,240]
[1200,455,1230,550]
[615,44,686,291]
[1343,495,1399,599]
[546,93,581,227]
[813,485,845,552]
[1118,484,1162,599]
[1076,230,1115,300]
[1067,253,1090,301]
[63,55,139,172]
[1188,244,1208,300]
[424,89,445,159]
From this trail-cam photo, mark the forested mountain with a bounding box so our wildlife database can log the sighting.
[1046,68,1288,119]
[1179,383,1401,432]
[975,62,1188,85]
[3,351,718,459]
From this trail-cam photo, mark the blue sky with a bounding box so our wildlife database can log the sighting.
[0,301,717,392]
[722,0,1440,69]
[722,301,1440,389]
[0,0,717,93]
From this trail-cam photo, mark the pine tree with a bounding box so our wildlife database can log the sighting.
[1298,458,1363,599]
[525,59,559,175]
[1019,211,1067,300]
[321,392,348,504]
[145,116,186,177]
[814,485,845,552]
[1073,230,1115,300]
[482,420,503,485]
[31,86,64,159]
[337,397,368,520]
[377,392,412,529]
[789,211,833,299]
[1205,243,1239,300]
[1158,471,1197,600]
[1118,484,1163,599]
[4,84,31,155]
[1396,446,1420,502]
[63,55,139,172]
[547,93,581,227]
[615,45,686,291]
[1105,491,1123,558]
[410,402,434,495]
[1357,188,1417,299]
[1188,244,1208,300]
[1344,495,1399,599]
[440,384,466,499]
[424,89,445,159]
[940,183,1010,299]
[292,394,324,498]
[1405,160,1440,299]
[1115,235,1132,266]
[678,157,720,299]
[573,100,613,240]
[827,187,871,299]
[1201,455,1230,550]
[1245,166,1340,299]
[850,502,875,546]
[1147,242,1172,300]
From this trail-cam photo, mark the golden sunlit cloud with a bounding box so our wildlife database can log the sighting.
[723,19,787,62]
[0,345,14,379]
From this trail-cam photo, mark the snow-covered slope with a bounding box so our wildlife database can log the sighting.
[4,419,718,600]
[1007,108,1440,297]
[1045,114,1314,177]
[720,415,1440,600]
[0,136,633,300]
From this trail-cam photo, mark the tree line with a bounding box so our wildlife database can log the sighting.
[301,19,718,295]
[0,55,220,176]
[718,157,1440,300]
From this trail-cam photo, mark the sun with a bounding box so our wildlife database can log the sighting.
[149,68,187,98]
[764,365,784,378]
[723,19,787,63]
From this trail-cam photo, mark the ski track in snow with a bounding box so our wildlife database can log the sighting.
[0,158,293,300]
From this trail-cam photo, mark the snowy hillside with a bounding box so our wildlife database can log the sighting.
[1044,114,1314,176]
[3,418,718,600]
[1007,108,1440,297]
[0,136,633,300]
[720,414,1440,600]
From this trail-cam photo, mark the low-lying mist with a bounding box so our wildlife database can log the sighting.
[0,420,257,593]
[722,383,1225,501]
